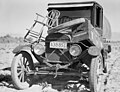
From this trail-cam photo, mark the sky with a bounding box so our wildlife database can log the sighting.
[0,0,120,37]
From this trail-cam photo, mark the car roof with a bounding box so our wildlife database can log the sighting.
[48,1,102,8]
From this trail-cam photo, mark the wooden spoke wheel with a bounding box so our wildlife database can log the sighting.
[89,55,104,92]
[11,52,34,90]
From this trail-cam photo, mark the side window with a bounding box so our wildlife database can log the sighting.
[96,6,102,28]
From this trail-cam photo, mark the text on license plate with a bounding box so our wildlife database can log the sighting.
[50,41,67,49]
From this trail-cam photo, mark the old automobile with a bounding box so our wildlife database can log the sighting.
[11,1,111,92]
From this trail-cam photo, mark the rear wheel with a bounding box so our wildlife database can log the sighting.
[89,55,104,92]
[11,52,34,90]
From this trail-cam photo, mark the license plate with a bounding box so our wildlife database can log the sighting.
[50,41,67,49]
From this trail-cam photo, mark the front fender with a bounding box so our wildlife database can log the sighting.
[13,44,31,54]
[13,44,38,63]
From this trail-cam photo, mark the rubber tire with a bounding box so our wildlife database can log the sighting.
[11,52,34,90]
[89,55,103,92]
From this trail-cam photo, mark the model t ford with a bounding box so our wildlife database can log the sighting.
[11,1,111,92]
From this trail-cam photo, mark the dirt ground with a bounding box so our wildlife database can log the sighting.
[0,43,120,92]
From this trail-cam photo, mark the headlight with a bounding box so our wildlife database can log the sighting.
[69,44,82,56]
[88,46,100,56]
[33,43,45,55]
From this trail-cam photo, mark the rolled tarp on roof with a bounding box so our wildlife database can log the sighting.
[103,16,111,39]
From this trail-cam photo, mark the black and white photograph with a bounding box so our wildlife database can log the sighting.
[0,0,120,92]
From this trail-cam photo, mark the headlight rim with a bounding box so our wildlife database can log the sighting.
[33,43,45,55]
[69,44,82,57]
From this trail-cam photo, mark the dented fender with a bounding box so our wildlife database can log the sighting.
[13,44,31,53]
[13,44,38,63]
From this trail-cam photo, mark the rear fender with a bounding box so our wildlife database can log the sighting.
[13,45,38,63]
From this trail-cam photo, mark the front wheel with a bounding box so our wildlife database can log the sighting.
[89,55,104,92]
[11,52,34,90]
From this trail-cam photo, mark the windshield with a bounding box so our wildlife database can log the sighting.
[48,7,91,24]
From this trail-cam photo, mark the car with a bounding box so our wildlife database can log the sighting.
[11,1,111,92]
